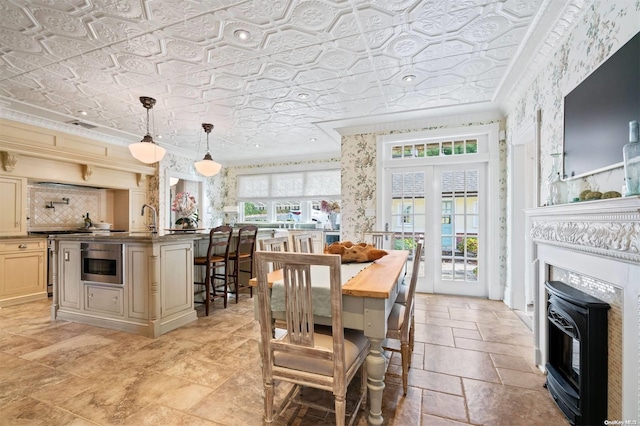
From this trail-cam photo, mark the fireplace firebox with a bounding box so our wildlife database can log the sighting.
[545,281,610,425]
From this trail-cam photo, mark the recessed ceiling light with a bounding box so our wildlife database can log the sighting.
[255,144,260,148]
[402,74,416,82]
[234,29,251,41]
[298,93,309,100]
[310,137,317,142]
[157,134,163,139]
[79,110,87,116]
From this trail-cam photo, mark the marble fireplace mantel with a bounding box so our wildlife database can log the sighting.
[524,196,640,421]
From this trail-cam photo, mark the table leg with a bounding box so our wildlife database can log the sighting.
[366,337,385,425]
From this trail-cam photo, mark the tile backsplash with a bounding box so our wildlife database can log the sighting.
[28,183,107,230]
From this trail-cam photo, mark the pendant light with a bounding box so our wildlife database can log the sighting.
[194,123,222,176]
[129,96,166,164]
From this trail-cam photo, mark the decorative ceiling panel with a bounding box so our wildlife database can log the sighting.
[0,0,583,164]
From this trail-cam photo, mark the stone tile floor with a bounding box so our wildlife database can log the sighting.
[0,293,568,425]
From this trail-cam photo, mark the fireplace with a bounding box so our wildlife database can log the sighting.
[525,197,640,421]
[545,280,610,425]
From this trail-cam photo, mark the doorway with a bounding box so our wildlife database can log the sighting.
[377,123,500,298]
[384,163,487,297]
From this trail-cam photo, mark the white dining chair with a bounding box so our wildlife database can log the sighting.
[291,232,314,253]
[255,251,369,426]
[259,236,291,272]
[362,231,395,250]
[383,240,422,395]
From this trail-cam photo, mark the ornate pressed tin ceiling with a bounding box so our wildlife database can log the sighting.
[0,0,583,164]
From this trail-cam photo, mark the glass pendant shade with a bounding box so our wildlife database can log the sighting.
[195,123,222,176]
[195,153,222,176]
[129,96,166,164]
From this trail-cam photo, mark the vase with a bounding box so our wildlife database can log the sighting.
[547,153,566,205]
[329,212,339,230]
[623,120,640,196]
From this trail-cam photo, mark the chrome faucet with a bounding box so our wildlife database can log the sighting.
[141,204,157,233]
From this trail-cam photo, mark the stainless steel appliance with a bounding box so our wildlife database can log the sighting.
[81,243,123,285]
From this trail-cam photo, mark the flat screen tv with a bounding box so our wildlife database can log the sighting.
[563,31,640,179]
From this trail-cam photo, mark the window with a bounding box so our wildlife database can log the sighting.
[237,169,340,224]
[391,138,479,159]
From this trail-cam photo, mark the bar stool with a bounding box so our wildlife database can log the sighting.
[193,225,233,316]
[229,225,258,303]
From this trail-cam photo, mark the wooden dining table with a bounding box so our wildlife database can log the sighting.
[249,249,409,425]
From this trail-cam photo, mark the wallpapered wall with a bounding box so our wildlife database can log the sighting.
[506,0,640,199]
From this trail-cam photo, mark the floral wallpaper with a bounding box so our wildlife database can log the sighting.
[504,2,638,418]
[506,0,640,199]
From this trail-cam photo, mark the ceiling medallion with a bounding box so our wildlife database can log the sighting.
[128,96,166,164]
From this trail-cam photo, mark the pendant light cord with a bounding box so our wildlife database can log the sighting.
[146,107,150,136]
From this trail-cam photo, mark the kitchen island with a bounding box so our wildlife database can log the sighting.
[49,232,206,338]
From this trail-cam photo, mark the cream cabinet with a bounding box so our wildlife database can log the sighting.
[127,244,149,319]
[113,189,148,232]
[129,189,148,232]
[0,238,46,307]
[85,284,124,315]
[0,176,27,236]
[160,242,192,317]
[58,241,81,310]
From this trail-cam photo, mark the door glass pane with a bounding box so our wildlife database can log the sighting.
[440,168,479,283]
[390,171,425,257]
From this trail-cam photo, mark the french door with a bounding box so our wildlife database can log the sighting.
[384,163,487,297]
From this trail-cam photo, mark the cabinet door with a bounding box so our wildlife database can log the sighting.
[0,177,26,236]
[160,243,192,316]
[129,190,148,232]
[127,244,149,319]
[85,284,124,316]
[0,251,45,298]
[59,242,81,309]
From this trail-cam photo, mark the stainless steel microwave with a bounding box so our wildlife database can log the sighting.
[81,243,123,285]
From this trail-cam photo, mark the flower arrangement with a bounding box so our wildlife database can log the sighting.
[172,192,198,227]
[321,200,340,214]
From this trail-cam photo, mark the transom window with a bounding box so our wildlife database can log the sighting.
[391,138,479,159]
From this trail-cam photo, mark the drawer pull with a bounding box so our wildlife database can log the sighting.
[113,297,118,303]
[18,244,27,249]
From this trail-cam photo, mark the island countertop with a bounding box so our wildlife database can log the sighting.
[47,231,208,243]
[47,228,275,243]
